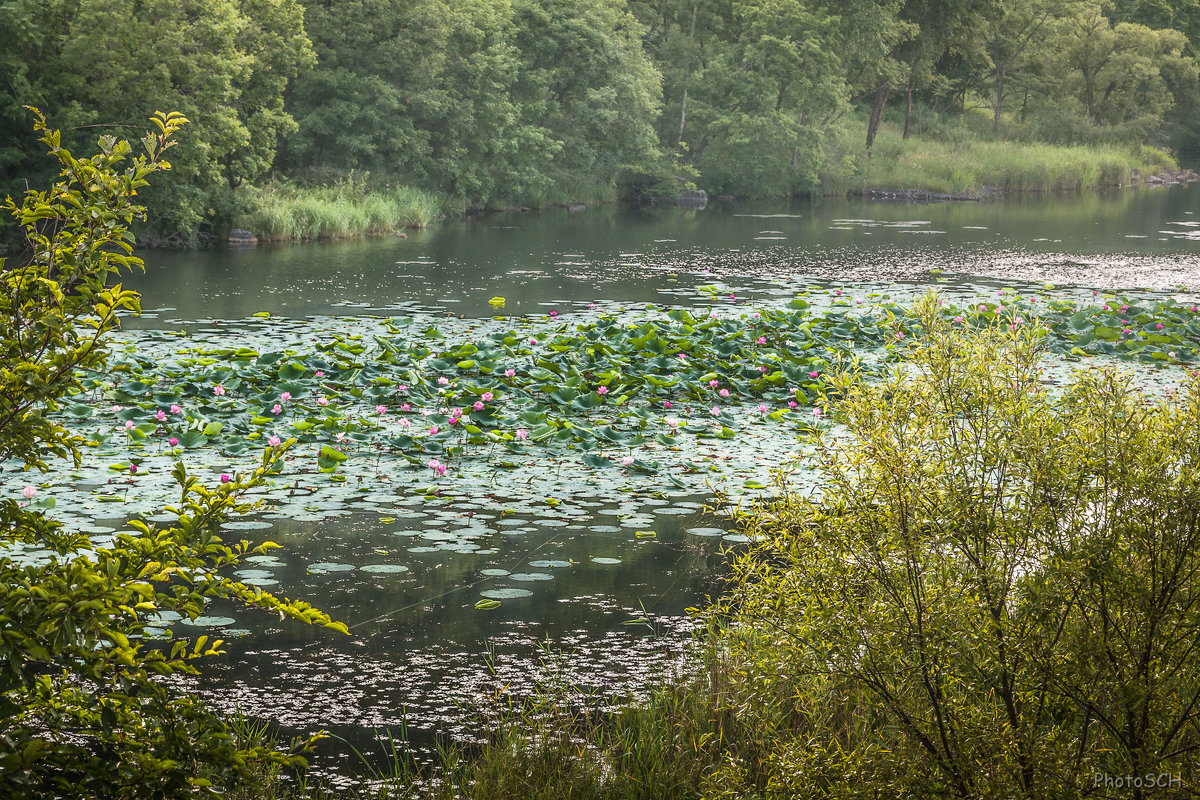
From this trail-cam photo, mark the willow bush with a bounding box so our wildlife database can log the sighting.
[0,111,345,799]
[719,294,1200,798]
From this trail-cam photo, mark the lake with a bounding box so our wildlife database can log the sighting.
[9,187,1200,783]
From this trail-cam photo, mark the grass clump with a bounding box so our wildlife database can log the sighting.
[241,179,443,242]
[849,125,1176,194]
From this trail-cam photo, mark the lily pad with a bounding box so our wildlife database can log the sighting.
[480,588,533,599]
[361,564,410,574]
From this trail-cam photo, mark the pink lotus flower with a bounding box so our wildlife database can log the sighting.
[429,426,439,435]
[719,389,729,397]
[473,400,484,411]
[954,316,964,323]
[398,419,411,427]
[529,338,538,345]
[268,436,281,446]
[550,310,558,317]
[168,437,179,446]
[759,365,768,373]
[756,336,766,345]
[272,404,282,414]
[1157,323,1165,329]
[315,370,325,377]
[666,416,679,427]
[788,401,798,408]
[515,429,528,440]
[663,401,672,409]
[809,371,819,379]
[710,406,721,416]
[757,404,768,413]
[398,385,408,393]
[482,391,494,402]
[213,384,225,396]
[124,420,135,430]
[438,377,449,386]
[504,369,515,378]
[813,408,823,418]
[155,409,166,422]
[588,302,596,310]
[22,486,35,499]
[448,416,459,426]
[676,353,687,361]
[376,404,387,414]
[597,386,609,395]
[835,289,842,296]
[622,456,634,467]
[708,379,719,388]
[281,392,291,402]
[401,403,411,412]
[170,404,182,414]
[220,474,230,483]
[130,464,138,474]
[317,397,328,406]
[428,459,446,475]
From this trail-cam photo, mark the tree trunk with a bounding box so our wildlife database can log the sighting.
[678,4,698,146]
[866,86,890,153]
[903,84,914,139]
[993,65,1005,135]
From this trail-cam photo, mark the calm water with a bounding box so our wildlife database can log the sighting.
[131,189,1200,327]
[95,187,1200,780]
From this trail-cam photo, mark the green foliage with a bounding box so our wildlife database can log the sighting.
[0,113,345,798]
[714,294,1200,797]
[241,179,442,241]
[0,0,313,238]
[853,128,1175,193]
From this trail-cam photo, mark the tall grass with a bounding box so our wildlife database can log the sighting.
[241,183,443,242]
[848,126,1177,194]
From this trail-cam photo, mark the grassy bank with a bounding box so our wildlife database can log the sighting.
[240,182,443,242]
[850,126,1177,194]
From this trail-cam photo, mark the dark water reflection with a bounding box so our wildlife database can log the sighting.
[187,500,729,781]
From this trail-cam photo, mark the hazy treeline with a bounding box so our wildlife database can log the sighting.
[2,0,1198,239]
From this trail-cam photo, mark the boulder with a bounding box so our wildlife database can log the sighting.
[226,228,258,245]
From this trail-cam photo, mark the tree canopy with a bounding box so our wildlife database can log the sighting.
[2,0,1197,237]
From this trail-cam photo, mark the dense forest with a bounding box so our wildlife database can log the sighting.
[2,0,1199,242]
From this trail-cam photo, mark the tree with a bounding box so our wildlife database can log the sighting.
[1049,2,1197,136]
[0,110,345,798]
[0,0,313,239]
[723,295,1200,797]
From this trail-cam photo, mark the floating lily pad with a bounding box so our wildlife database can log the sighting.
[480,568,511,577]
[686,527,725,537]
[308,562,355,572]
[591,557,622,565]
[181,616,237,627]
[480,588,533,599]
[361,564,410,574]
[509,572,553,582]
[234,569,274,580]
[528,560,572,568]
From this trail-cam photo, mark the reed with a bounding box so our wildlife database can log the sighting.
[851,128,1177,194]
[241,183,443,242]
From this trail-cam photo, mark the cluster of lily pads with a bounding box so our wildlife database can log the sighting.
[25,290,1200,497]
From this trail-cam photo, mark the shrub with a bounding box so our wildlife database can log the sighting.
[0,110,345,798]
[720,294,1200,797]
